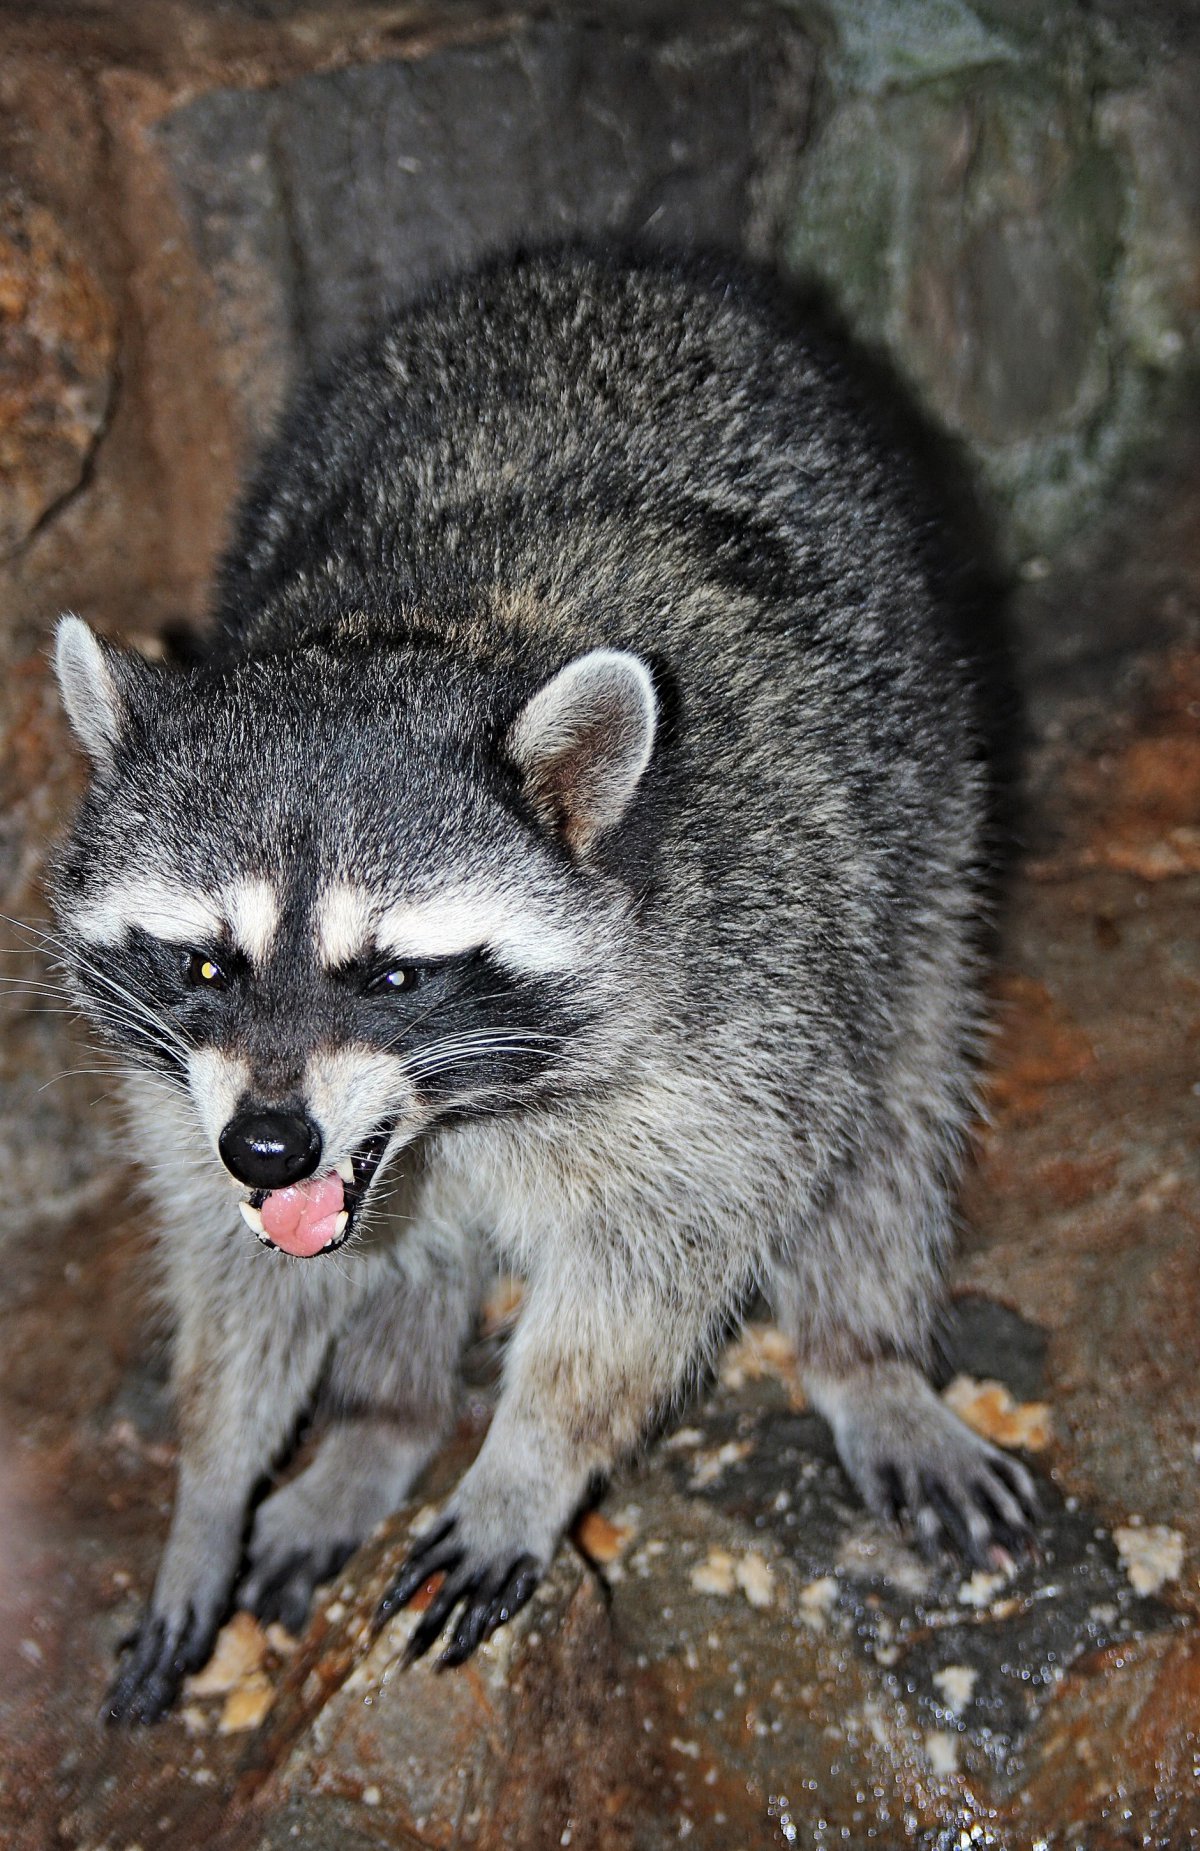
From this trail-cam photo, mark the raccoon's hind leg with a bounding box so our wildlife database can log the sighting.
[803,1357,1039,1565]
[238,1223,478,1634]
[772,1148,1039,1567]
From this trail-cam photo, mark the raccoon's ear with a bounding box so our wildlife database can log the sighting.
[53,614,149,768]
[507,648,657,851]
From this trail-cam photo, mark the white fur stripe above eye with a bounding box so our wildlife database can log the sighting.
[75,879,224,947]
[315,881,376,968]
[377,890,584,976]
[224,876,280,964]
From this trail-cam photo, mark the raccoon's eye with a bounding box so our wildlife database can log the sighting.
[185,950,228,990]
[371,965,419,995]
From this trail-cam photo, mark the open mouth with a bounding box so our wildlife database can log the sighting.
[236,1127,394,1256]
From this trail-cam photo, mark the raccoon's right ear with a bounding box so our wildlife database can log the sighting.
[53,615,151,769]
[507,648,658,852]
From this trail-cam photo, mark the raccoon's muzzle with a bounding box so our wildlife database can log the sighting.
[233,1121,395,1257]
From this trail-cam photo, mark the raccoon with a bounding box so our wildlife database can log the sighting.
[48,246,1037,1724]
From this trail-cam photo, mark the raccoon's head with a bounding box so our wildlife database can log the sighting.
[49,615,659,1257]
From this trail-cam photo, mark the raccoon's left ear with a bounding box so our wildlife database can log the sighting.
[507,648,658,851]
[53,614,152,769]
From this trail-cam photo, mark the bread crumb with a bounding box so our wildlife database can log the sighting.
[217,1671,274,1734]
[720,1323,807,1406]
[957,1569,1008,1609]
[925,1729,960,1775]
[796,1575,838,1629]
[1113,1523,1184,1596]
[735,1552,774,1610]
[942,1375,1052,1451]
[690,1549,737,1597]
[932,1664,977,1713]
[663,1427,706,1451]
[574,1509,634,1564]
[184,1612,267,1697]
[688,1439,752,1490]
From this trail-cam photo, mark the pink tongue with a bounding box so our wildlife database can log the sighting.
[260,1171,345,1257]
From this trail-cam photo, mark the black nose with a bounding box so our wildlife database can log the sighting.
[219,1110,322,1190]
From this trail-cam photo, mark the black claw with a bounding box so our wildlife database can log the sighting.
[437,1604,491,1668]
[972,1479,1035,1559]
[480,1557,539,1644]
[991,1455,1041,1522]
[104,1603,214,1726]
[377,1519,463,1628]
[437,1563,510,1669]
[403,1565,474,1665]
[874,1463,906,1526]
[921,1475,988,1567]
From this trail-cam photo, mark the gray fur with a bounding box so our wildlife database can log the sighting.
[48,247,1035,1719]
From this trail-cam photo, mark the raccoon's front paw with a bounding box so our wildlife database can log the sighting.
[238,1534,359,1637]
[104,1600,221,1726]
[376,1513,541,1668]
[238,1471,359,1635]
[814,1361,1041,1570]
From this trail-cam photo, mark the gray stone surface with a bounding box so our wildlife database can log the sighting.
[160,13,811,444]
[776,0,1200,553]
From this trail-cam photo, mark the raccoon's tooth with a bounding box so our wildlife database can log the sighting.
[239,1201,266,1235]
[335,1157,355,1185]
[333,1211,349,1237]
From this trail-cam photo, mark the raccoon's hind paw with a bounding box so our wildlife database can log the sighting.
[238,1537,359,1637]
[103,1602,218,1726]
[871,1444,1040,1570]
[811,1359,1041,1572]
[376,1516,540,1668]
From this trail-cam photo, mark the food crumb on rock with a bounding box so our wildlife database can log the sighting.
[942,1374,1053,1450]
[1113,1522,1184,1595]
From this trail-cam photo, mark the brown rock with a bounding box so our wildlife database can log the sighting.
[0,194,117,559]
[982,973,1096,1119]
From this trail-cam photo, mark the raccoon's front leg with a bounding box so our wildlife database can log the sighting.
[379,1259,719,1666]
[239,1235,478,1633]
[106,1271,335,1725]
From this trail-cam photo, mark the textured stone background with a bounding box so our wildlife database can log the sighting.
[1,4,1198,1847]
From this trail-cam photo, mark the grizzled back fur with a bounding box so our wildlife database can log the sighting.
[221,240,984,1143]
